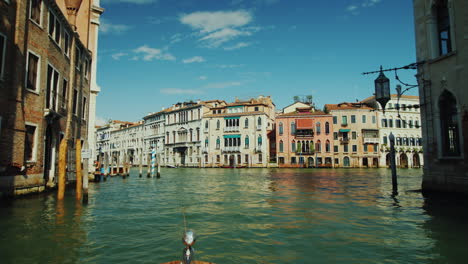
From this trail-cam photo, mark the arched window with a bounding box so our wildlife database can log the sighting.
[343,156,350,167]
[258,135,262,147]
[279,122,284,135]
[245,136,250,148]
[436,0,452,55]
[257,117,262,128]
[245,118,249,128]
[291,140,296,152]
[316,140,321,152]
[279,140,284,152]
[205,138,208,148]
[216,137,220,149]
[205,120,209,129]
[325,140,330,152]
[316,122,321,135]
[439,90,460,156]
[217,120,220,129]
[325,122,330,134]
[291,122,296,135]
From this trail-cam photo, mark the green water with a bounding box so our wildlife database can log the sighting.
[1,168,468,264]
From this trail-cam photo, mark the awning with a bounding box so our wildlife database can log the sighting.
[296,119,313,129]
[224,116,240,120]
[223,135,241,138]
[339,129,351,132]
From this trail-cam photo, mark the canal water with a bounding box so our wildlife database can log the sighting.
[1,168,468,264]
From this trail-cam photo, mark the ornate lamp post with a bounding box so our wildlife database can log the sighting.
[374,66,391,113]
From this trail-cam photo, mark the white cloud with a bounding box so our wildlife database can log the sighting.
[224,42,251,50]
[180,10,258,48]
[216,64,244,69]
[231,0,280,6]
[101,0,158,4]
[180,10,252,33]
[204,82,242,89]
[133,45,176,61]
[111,52,128,60]
[95,116,108,126]
[160,88,202,95]
[100,19,132,35]
[346,0,383,15]
[183,56,206,64]
[198,76,208,80]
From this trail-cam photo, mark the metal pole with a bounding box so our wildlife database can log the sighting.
[157,154,161,178]
[389,132,398,194]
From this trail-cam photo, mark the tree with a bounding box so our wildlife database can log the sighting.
[293,96,300,103]
[306,95,313,105]
[323,106,329,114]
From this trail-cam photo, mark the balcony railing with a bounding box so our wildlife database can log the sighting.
[224,126,240,132]
[223,146,241,152]
[340,138,349,144]
[364,138,379,144]
[296,150,315,155]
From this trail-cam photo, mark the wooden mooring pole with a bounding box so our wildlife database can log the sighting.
[389,132,398,195]
[76,139,82,201]
[57,139,67,200]
[139,150,143,177]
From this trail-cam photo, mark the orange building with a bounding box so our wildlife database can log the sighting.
[275,103,334,168]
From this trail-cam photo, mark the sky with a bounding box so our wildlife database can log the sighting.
[96,0,418,124]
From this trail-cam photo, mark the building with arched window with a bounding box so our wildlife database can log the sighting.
[202,96,276,168]
[413,0,467,193]
[275,102,334,168]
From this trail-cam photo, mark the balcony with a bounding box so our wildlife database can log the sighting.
[223,146,240,152]
[296,150,315,155]
[341,123,348,127]
[224,126,240,133]
[340,138,349,144]
[364,138,379,144]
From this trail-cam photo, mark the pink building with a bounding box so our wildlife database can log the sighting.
[276,105,334,168]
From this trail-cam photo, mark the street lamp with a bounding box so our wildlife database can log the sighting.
[374,66,391,113]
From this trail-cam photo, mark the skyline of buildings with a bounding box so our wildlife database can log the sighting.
[95,93,424,170]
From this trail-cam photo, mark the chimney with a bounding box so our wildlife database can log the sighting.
[65,0,84,30]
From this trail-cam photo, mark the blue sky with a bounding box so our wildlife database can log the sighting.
[96,0,417,123]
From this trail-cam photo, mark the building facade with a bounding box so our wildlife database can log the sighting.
[276,103,334,168]
[0,0,96,196]
[325,102,380,168]
[202,96,275,168]
[362,94,424,168]
[142,110,167,167]
[413,0,467,193]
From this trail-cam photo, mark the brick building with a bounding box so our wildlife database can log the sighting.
[0,0,100,196]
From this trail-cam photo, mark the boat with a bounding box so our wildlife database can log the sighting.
[166,165,178,168]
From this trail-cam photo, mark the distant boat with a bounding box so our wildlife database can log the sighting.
[166,165,178,168]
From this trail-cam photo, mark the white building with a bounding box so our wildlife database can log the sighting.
[362,94,424,168]
[142,110,167,166]
[202,96,276,167]
[163,100,223,167]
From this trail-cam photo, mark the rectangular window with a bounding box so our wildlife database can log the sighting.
[351,115,356,123]
[333,116,337,124]
[72,89,78,115]
[333,132,338,140]
[82,96,87,119]
[30,0,42,25]
[258,154,262,163]
[342,116,348,125]
[291,157,296,164]
[46,65,59,110]
[334,145,338,152]
[85,59,90,79]
[64,31,70,56]
[396,120,402,128]
[352,145,357,152]
[26,51,40,92]
[48,11,61,44]
[0,33,5,79]
[25,124,37,161]
[437,3,452,55]
[362,115,366,123]
[75,47,81,71]
[343,144,349,153]
[389,119,393,128]
[352,131,357,140]
[363,144,368,152]
[372,116,376,124]
[334,158,339,164]
[61,79,68,109]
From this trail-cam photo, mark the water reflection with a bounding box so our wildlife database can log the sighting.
[0,168,468,264]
